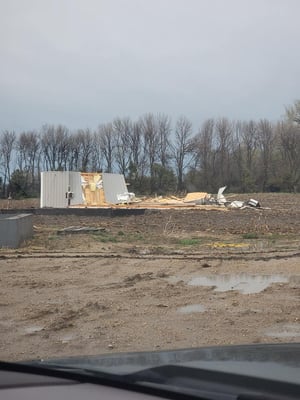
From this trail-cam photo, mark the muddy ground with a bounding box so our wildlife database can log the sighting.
[0,193,300,362]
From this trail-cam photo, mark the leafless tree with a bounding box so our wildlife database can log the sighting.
[285,99,300,125]
[228,120,256,192]
[129,121,143,170]
[68,133,81,171]
[257,119,275,191]
[76,129,94,172]
[173,116,193,191]
[17,130,40,189]
[140,114,160,191]
[3,106,300,196]
[241,120,258,173]
[97,123,116,173]
[41,124,70,170]
[0,130,16,195]
[125,121,148,190]
[192,118,215,189]
[89,131,103,172]
[215,117,233,186]
[277,121,300,192]
[157,114,172,168]
[113,117,132,176]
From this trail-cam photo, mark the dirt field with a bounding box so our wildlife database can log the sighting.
[0,193,300,362]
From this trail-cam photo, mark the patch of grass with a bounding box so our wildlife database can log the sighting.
[93,230,145,244]
[264,233,280,244]
[92,231,118,243]
[264,233,283,240]
[263,232,298,245]
[118,231,144,243]
[242,233,259,239]
[130,233,144,241]
[93,235,118,243]
[47,234,58,241]
[178,238,201,246]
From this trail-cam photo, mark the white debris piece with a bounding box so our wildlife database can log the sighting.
[248,199,260,208]
[217,186,227,205]
[116,192,135,204]
[96,178,103,189]
[228,200,245,209]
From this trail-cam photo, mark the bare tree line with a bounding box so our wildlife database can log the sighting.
[1,102,300,198]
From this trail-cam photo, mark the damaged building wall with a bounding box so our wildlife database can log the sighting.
[80,173,105,206]
[40,171,132,208]
[40,171,83,208]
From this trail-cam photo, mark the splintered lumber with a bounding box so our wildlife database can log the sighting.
[183,192,208,203]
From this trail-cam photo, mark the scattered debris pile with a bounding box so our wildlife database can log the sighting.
[181,187,262,210]
[215,186,261,209]
[119,187,264,210]
[40,171,264,210]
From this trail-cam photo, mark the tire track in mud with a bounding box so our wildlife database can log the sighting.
[1,250,300,262]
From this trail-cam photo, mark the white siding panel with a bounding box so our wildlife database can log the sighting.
[102,173,128,204]
[69,172,83,205]
[40,171,83,208]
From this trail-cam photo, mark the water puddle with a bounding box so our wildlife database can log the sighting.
[264,324,300,338]
[25,325,44,334]
[188,274,289,294]
[177,304,206,314]
[61,333,76,343]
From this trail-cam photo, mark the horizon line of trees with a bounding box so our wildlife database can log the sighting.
[1,101,300,198]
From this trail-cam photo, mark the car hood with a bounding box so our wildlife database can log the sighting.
[30,342,300,385]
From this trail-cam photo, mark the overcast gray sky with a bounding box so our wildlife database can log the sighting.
[1,0,300,131]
